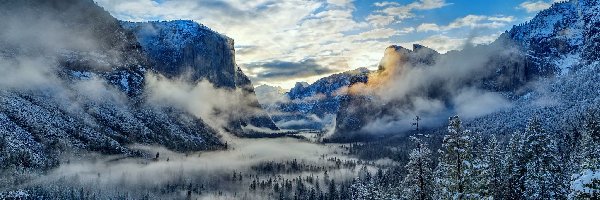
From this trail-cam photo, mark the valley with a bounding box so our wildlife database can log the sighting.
[1,0,600,199]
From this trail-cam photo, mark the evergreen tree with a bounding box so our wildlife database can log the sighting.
[580,110,600,169]
[504,118,566,199]
[434,116,477,199]
[327,179,337,200]
[402,136,433,200]
[504,129,527,199]
[521,118,565,199]
[476,135,503,199]
[569,111,600,199]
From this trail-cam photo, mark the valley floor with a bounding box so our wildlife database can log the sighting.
[0,134,385,199]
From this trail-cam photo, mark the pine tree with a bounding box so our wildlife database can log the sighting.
[327,179,337,200]
[504,129,528,199]
[580,109,600,169]
[569,111,600,199]
[521,118,565,199]
[476,135,503,199]
[434,116,477,199]
[402,136,433,200]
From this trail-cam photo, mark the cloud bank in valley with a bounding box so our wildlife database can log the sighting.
[345,41,517,134]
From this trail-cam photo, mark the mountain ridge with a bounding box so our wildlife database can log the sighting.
[0,0,277,170]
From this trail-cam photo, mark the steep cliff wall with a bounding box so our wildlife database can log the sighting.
[122,21,279,134]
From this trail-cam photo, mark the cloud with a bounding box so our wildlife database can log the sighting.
[26,137,352,199]
[417,23,441,32]
[408,33,501,54]
[144,73,265,132]
[452,87,512,118]
[243,59,337,83]
[0,57,57,90]
[408,35,466,53]
[417,15,514,32]
[376,0,449,17]
[347,28,407,42]
[345,34,518,134]
[366,14,396,27]
[374,2,401,7]
[488,16,516,22]
[518,1,553,13]
[327,0,354,8]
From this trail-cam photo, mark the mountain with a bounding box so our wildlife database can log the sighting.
[254,84,288,111]
[122,20,278,134]
[331,0,600,141]
[0,0,275,170]
[256,68,369,130]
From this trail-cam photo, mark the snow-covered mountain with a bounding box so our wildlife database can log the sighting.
[122,20,279,134]
[330,0,600,140]
[0,0,276,169]
[256,68,369,130]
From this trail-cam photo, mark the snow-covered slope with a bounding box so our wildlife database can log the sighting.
[331,0,600,140]
[0,0,280,170]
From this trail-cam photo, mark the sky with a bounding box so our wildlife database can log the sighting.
[95,0,561,89]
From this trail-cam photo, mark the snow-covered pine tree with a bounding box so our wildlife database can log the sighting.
[504,130,527,199]
[402,136,433,200]
[521,118,565,199]
[434,116,478,199]
[471,134,502,200]
[350,166,398,200]
[580,109,600,169]
[569,110,600,199]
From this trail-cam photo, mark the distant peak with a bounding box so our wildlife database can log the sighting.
[294,82,310,88]
[412,44,435,52]
[386,45,411,52]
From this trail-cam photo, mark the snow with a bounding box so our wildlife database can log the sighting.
[119,73,130,92]
[121,20,218,58]
[71,71,94,80]
[554,53,581,75]
[570,169,600,197]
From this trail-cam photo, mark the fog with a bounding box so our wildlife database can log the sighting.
[144,73,278,136]
[12,137,365,199]
[348,41,518,133]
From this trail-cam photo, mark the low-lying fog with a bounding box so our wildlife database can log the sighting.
[7,135,382,199]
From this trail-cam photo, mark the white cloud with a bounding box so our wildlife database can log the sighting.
[402,32,502,53]
[488,16,516,22]
[417,23,441,32]
[409,35,466,53]
[327,0,354,7]
[366,14,395,27]
[376,0,449,21]
[374,1,400,7]
[417,15,514,32]
[412,0,449,10]
[347,28,403,42]
[399,27,416,34]
[518,0,558,13]
[379,6,414,19]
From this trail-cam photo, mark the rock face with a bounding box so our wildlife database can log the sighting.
[331,0,600,140]
[121,21,246,89]
[0,0,276,170]
[122,20,279,134]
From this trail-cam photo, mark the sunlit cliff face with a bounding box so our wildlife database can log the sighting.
[349,45,412,96]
